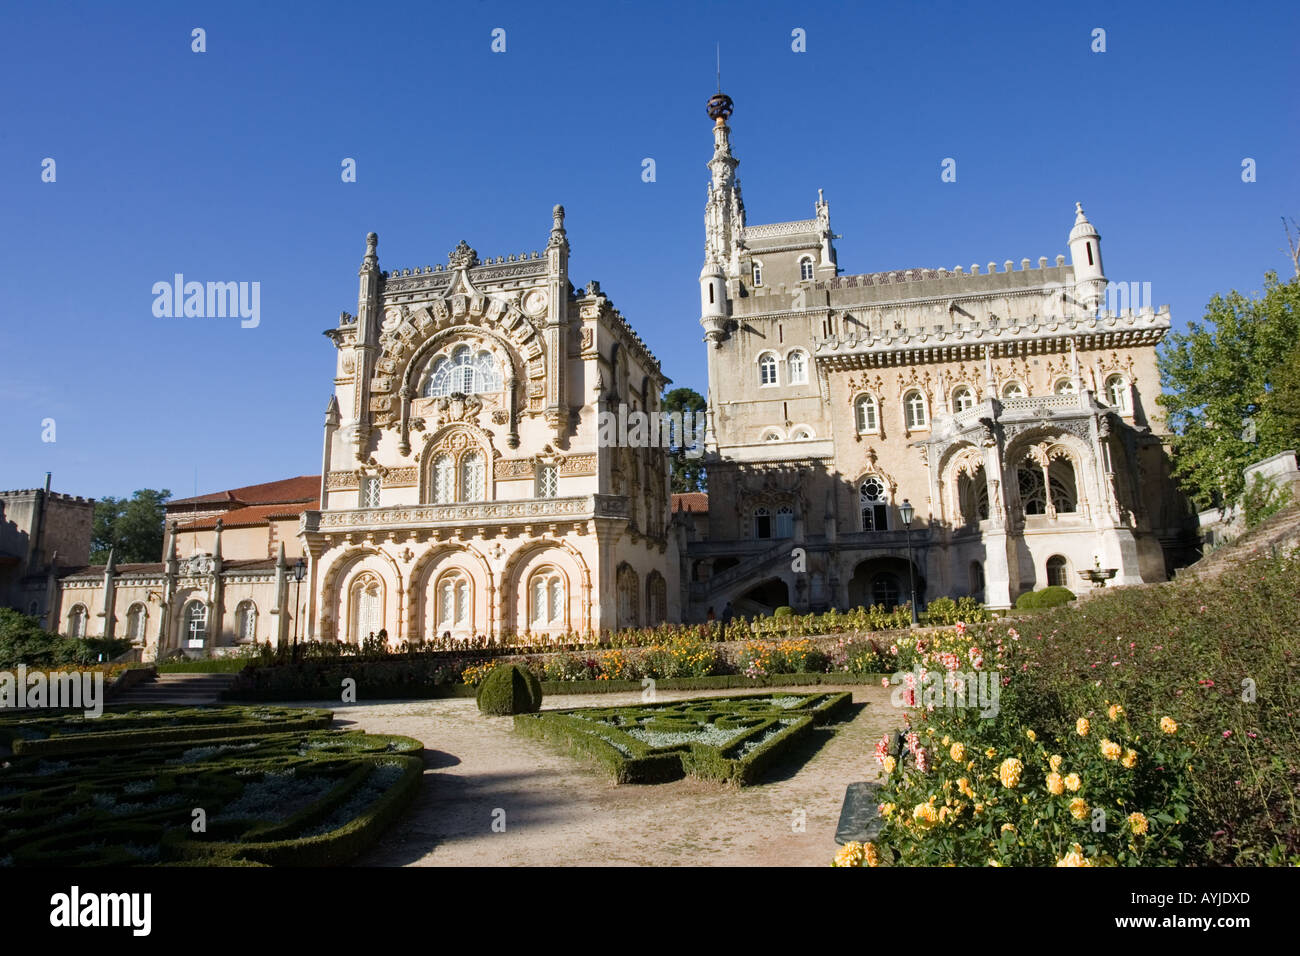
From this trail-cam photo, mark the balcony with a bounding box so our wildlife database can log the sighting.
[301,494,629,534]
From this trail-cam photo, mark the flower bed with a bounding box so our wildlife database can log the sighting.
[513,692,852,786]
[0,709,423,867]
[835,548,1300,867]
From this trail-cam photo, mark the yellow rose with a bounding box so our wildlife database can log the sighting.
[1026,729,1037,742]
[949,742,965,762]
[1069,797,1088,820]
[1076,717,1090,737]
[1049,754,1063,772]
[942,736,951,746]
[974,802,985,814]
[882,755,897,774]
[1056,843,1093,867]
[957,777,976,799]
[998,757,1024,789]
[1160,716,1178,735]
[1046,772,1065,795]
[1107,703,1125,721]
[913,803,939,828]
[1064,773,1081,792]
[1100,739,1122,761]
[1001,822,1016,833]
[1127,812,1149,836]
[1121,748,1138,769]
[879,803,896,818]
[834,841,865,866]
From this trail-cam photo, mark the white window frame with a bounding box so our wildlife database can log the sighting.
[758,352,779,387]
[798,256,814,281]
[1002,381,1026,400]
[952,386,975,412]
[360,475,382,509]
[752,261,763,287]
[903,389,929,430]
[855,394,879,434]
[787,349,808,385]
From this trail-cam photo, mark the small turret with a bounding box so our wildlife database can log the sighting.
[699,257,728,346]
[1068,203,1106,312]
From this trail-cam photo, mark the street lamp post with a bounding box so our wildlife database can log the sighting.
[899,499,919,627]
[291,557,306,659]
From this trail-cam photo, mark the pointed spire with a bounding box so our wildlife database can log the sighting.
[104,547,116,574]
[1069,202,1099,241]
[324,394,340,427]
[276,540,287,569]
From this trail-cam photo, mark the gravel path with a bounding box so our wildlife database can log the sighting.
[291,684,899,866]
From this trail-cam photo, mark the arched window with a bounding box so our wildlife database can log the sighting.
[423,345,502,398]
[360,475,382,509]
[903,389,928,430]
[855,394,878,433]
[790,427,813,440]
[536,463,558,498]
[459,451,485,502]
[787,350,808,385]
[799,256,814,281]
[774,505,794,538]
[1105,374,1130,412]
[958,466,990,524]
[761,429,783,442]
[432,453,454,504]
[1002,381,1026,400]
[860,477,889,531]
[236,600,258,643]
[753,507,772,539]
[952,386,975,412]
[183,600,207,645]
[1046,555,1069,587]
[1055,379,1077,396]
[616,564,640,629]
[529,567,565,630]
[126,602,147,643]
[646,571,668,626]
[758,352,778,386]
[752,262,763,287]
[349,573,383,643]
[436,571,471,634]
[67,604,88,639]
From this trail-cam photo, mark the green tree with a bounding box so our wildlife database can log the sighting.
[90,489,171,564]
[662,387,707,494]
[1260,340,1300,453]
[1157,272,1300,509]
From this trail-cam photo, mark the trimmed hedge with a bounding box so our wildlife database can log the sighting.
[514,691,851,786]
[0,716,424,867]
[2,705,333,756]
[477,664,542,715]
[1014,586,1077,610]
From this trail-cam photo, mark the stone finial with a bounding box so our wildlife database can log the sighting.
[363,232,378,267]
[448,240,478,270]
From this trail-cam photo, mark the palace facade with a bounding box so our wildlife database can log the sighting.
[27,90,1199,657]
[684,92,1194,618]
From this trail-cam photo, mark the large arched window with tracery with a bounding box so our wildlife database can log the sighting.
[431,453,454,504]
[958,466,990,525]
[423,345,502,398]
[860,477,889,531]
[1017,454,1079,516]
[349,572,384,643]
[182,600,207,645]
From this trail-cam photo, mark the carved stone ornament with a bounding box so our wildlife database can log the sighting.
[448,241,478,270]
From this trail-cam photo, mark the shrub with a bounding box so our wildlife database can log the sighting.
[774,606,794,618]
[1015,586,1076,610]
[476,664,542,716]
[1242,474,1294,529]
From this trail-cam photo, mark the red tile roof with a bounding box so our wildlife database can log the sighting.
[168,475,320,508]
[672,492,709,514]
[176,503,311,532]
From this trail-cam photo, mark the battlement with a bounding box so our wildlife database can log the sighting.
[0,489,94,505]
[819,255,1070,291]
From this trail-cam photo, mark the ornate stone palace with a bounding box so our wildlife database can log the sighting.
[683,91,1195,618]
[22,90,1199,657]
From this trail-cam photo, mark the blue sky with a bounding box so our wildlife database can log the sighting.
[2,0,1297,501]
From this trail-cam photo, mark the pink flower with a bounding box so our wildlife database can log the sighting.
[1222,731,1232,738]
[915,746,931,772]
[881,677,890,688]
[874,734,890,765]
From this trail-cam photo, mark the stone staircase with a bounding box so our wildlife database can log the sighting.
[111,672,237,707]
[1179,502,1300,581]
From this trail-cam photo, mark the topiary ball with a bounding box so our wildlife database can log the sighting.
[477,664,543,716]
[774,606,794,618]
